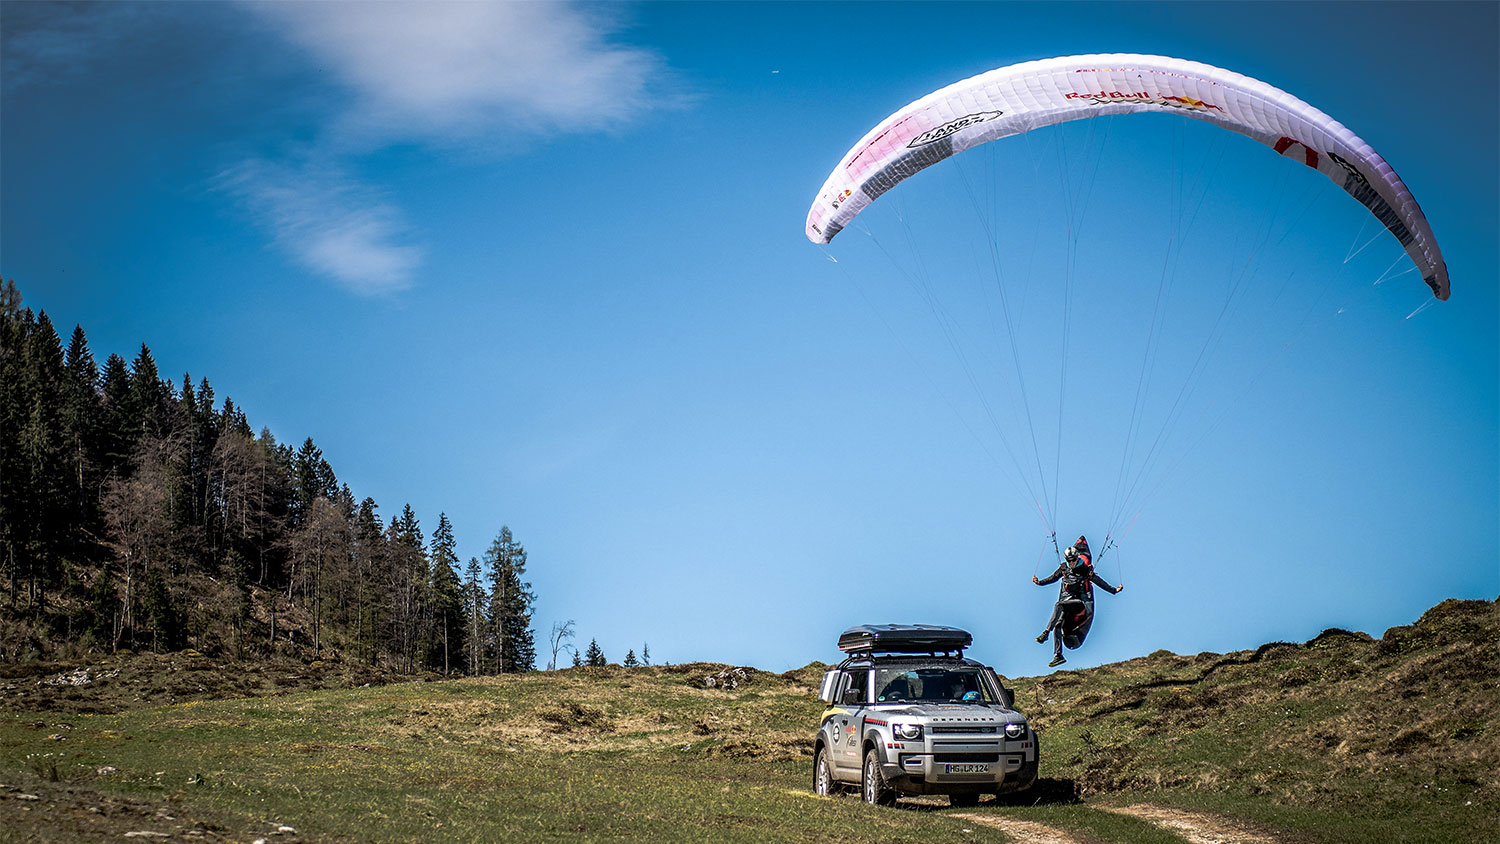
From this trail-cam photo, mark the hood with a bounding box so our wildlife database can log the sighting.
[872,702,1024,725]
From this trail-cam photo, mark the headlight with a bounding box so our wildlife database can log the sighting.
[893,723,923,741]
[1004,723,1025,739]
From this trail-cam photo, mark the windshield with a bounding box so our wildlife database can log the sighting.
[874,666,998,704]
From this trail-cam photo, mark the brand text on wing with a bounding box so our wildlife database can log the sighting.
[907,112,1004,148]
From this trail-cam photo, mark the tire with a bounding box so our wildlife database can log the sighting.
[862,748,896,806]
[813,747,836,797]
[948,792,980,808]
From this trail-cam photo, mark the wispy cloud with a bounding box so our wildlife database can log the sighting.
[246,1,671,147]
[214,158,423,297]
[9,2,674,294]
[221,1,673,291]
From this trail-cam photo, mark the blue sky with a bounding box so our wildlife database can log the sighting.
[3,1,1495,673]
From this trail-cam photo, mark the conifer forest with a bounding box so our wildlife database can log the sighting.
[0,280,538,673]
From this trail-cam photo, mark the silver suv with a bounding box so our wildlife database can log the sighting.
[813,624,1037,807]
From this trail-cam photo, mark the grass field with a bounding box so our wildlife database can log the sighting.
[2,598,1496,843]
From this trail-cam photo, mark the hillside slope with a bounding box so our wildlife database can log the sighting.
[1,598,1495,843]
[1007,597,1498,840]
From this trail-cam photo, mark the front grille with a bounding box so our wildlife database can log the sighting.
[934,753,1000,763]
[931,725,996,734]
[933,740,1000,748]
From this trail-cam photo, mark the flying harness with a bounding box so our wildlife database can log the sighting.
[1058,552,1096,649]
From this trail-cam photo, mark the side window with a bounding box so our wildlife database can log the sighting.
[842,668,869,703]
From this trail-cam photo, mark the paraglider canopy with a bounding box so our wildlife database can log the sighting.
[806,53,1449,300]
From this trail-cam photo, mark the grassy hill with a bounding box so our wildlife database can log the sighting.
[1006,597,1498,842]
[2,598,1495,843]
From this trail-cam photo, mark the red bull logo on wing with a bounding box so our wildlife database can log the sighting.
[1274,136,1320,168]
[1160,95,1223,111]
[1066,90,1151,100]
[1065,91,1224,111]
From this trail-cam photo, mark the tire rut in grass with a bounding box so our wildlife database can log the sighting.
[1103,804,1281,843]
[950,812,1091,844]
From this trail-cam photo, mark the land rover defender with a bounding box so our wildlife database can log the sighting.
[813,624,1037,807]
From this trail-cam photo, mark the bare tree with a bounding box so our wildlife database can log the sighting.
[100,435,181,648]
[547,619,576,671]
[211,432,272,551]
[286,498,348,656]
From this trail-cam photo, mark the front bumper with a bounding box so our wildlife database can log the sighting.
[882,737,1037,795]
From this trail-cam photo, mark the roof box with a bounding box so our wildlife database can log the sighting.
[837,624,972,654]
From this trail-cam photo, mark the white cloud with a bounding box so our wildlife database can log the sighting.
[214,158,423,296]
[218,1,673,292]
[12,2,675,294]
[247,1,669,145]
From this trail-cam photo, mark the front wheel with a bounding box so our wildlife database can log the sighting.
[813,747,836,796]
[862,749,896,806]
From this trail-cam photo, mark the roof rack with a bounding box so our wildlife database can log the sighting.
[837,624,972,656]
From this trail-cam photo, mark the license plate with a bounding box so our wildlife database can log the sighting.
[944,763,991,774]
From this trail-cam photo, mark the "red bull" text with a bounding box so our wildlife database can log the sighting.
[1064,91,1223,112]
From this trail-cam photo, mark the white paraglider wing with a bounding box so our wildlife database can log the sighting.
[805,53,1449,300]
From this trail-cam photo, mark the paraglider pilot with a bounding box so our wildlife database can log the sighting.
[1033,536,1122,667]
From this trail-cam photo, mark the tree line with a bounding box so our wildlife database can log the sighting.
[0,279,535,672]
[545,620,653,670]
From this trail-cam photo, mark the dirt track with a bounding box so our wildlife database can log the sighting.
[951,802,1287,844]
[1105,804,1281,843]
[951,812,1090,844]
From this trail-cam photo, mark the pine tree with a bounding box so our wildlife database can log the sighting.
[463,556,485,674]
[571,648,583,668]
[140,568,185,652]
[169,373,205,558]
[352,497,385,664]
[98,353,134,477]
[0,292,32,604]
[128,343,170,441]
[290,438,337,528]
[61,325,104,556]
[0,284,27,587]
[389,505,428,672]
[184,374,220,558]
[623,649,638,667]
[220,397,251,438]
[257,428,295,588]
[584,638,606,667]
[428,513,463,674]
[485,526,536,673]
[15,311,71,606]
[642,643,651,666]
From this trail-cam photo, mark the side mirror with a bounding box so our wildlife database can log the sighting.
[817,670,839,703]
